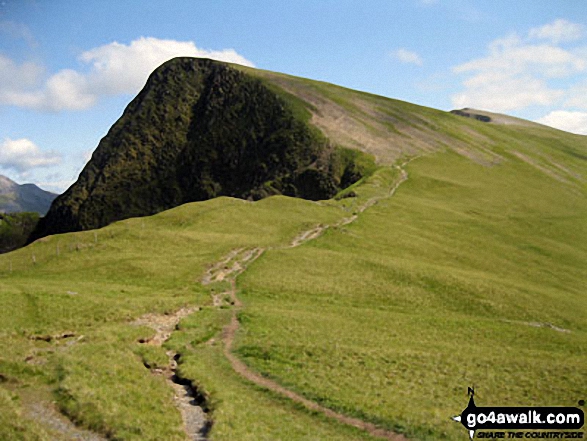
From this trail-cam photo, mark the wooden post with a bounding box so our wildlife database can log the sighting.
[9,260,12,273]
[32,254,36,265]
[56,244,60,256]
[94,231,98,243]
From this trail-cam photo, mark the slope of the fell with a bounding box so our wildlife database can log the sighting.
[242,65,587,173]
[235,146,587,440]
[2,129,585,440]
[30,57,375,242]
[0,175,56,215]
[0,101,586,440]
[0,194,379,441]
[32,57,587,243]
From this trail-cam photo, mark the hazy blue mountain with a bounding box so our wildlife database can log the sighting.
[0,175,57,216]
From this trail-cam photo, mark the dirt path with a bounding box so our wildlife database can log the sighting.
[134,307,210,441]
[202,248,264,286]
[209,162,414,440]
[21,396,107,441]
[287,162,410,249]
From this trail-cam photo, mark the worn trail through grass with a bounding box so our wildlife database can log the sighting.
[134,308,210,440]
[22,397,107,441]
[202,161,414,440]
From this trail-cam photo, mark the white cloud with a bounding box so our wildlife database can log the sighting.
[0,54,44,91]
[79,37,254,97]
[0,138,61,173]
[393,48,423,66]
[451,20,587,112]
[537,110,587,135]
[452,75,564,111]
[0,37,254,112]
[454,35,585,79]
[529,19,584,44]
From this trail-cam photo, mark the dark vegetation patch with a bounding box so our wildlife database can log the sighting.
[450,109,492,123]
[31,58,375,242]
[0,212,39,253]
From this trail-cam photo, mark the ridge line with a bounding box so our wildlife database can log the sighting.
[211,159,417,440]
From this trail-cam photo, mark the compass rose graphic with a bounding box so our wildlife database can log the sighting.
[452,387,478,439]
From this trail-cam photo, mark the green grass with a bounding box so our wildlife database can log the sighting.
[161,305,379,440]
[1,143,585,439]
[177,343,379,441]
[0,387,50,440]
[236,150,587,439]
[0,64,586,440]
[0,195,357,440]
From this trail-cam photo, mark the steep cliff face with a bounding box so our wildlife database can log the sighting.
[30,58,374,241]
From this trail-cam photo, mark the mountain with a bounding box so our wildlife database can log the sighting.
[31,57,586,243]
[2,58,586,440]
[30,58,376,241]
[0,175,56,215]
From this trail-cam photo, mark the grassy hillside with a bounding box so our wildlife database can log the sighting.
[237,151,586,439]
[0,195,372,440]
[0,60,586,440]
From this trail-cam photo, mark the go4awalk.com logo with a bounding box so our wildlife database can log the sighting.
[452,388,585,439]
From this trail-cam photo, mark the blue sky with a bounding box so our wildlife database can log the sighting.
[1,0,587,193]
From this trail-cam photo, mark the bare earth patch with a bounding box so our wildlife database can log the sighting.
[133,307,210,440]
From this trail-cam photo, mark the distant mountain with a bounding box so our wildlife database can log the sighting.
[0,175,57,216]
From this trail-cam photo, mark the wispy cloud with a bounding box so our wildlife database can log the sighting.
[451,19,587,119]
[392,48,423,66]
[528,19,584,44]
[0,37,254,112]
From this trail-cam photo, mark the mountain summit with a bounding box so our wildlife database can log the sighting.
[0,175,56,215]
[30,58,375,241]
[31,57,586,242]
